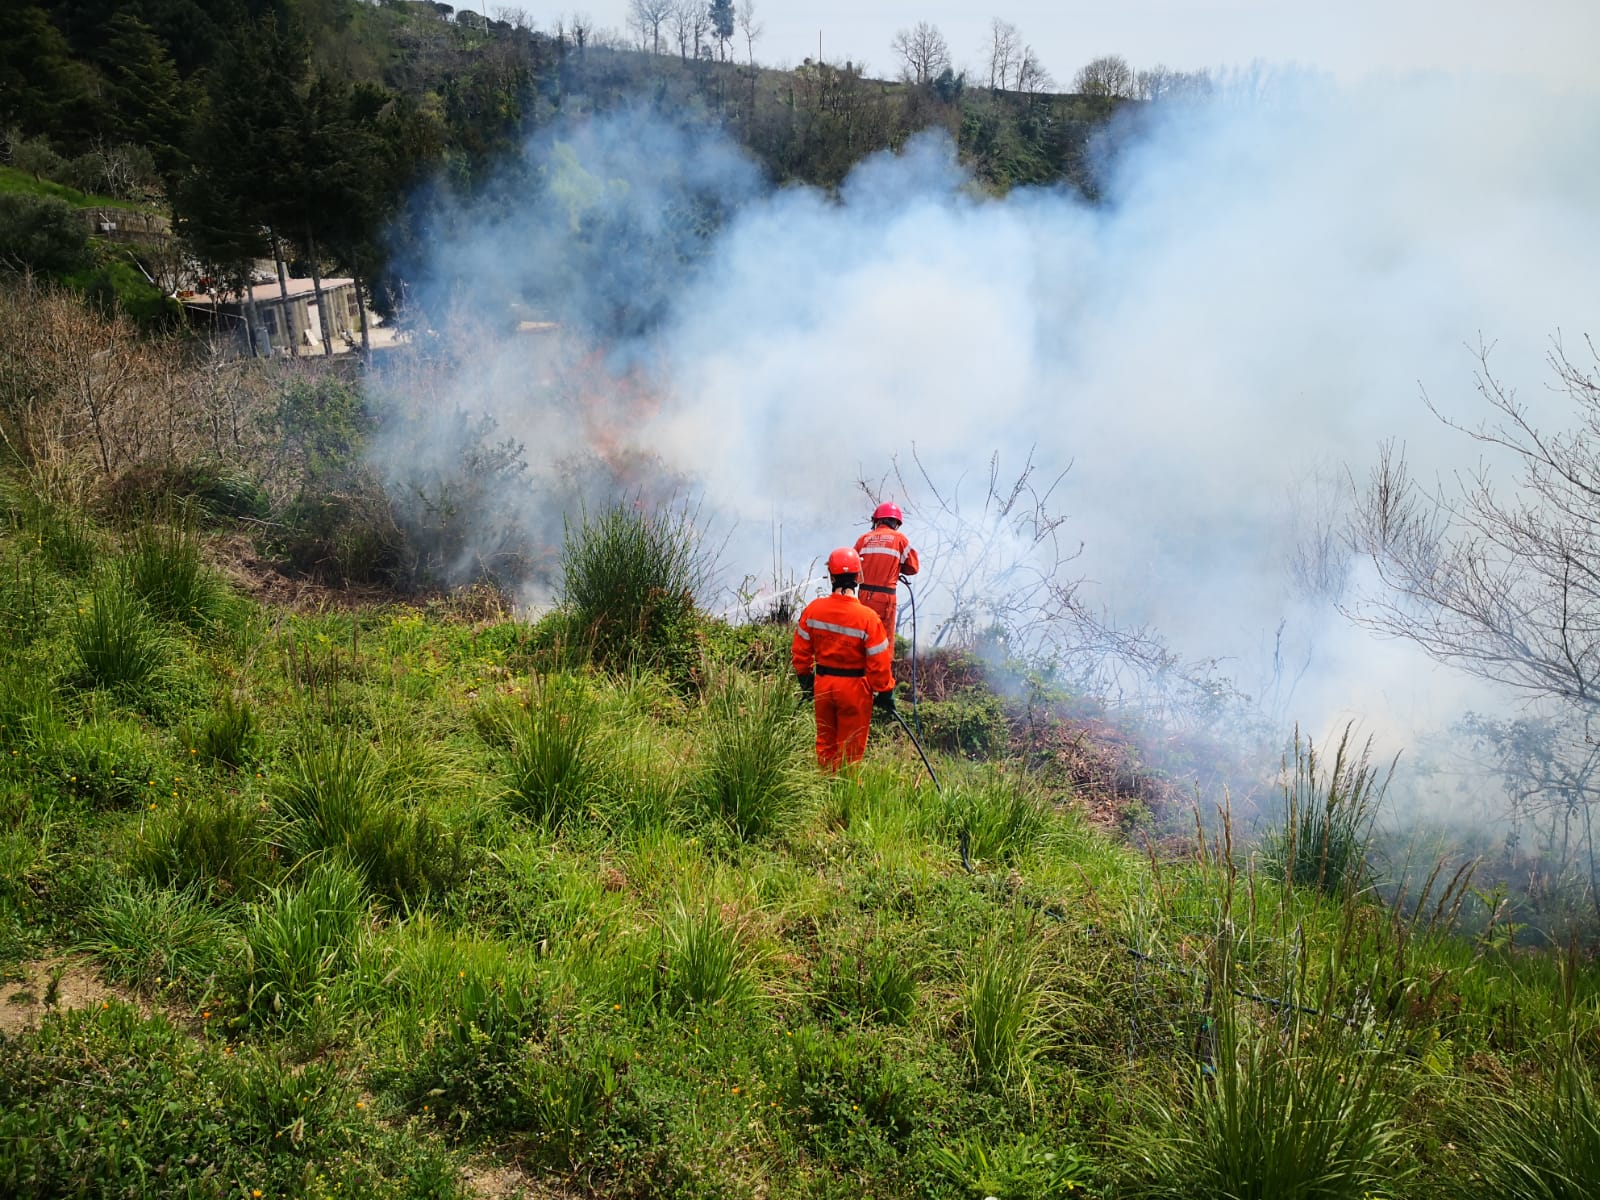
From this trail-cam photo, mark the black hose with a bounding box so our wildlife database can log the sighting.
[891,707,940,794]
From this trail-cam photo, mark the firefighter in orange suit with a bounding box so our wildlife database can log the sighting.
[854,502,919,642]
[792,548,897,771]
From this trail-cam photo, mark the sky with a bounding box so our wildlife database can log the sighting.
[576,0,1600,91]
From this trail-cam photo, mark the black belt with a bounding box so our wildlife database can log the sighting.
[815,666,865,678]
[859,583,897,595]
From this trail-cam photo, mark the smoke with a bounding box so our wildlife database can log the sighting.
[373,74,1600,792]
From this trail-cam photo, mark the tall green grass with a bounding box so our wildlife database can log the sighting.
[963,927,1045,1087]
[1124,849,1414,1200]
[657,897,753,1014]
[123,520,228,628]
[1470,1053,1600,1199]
[560,503,704,676]
[275,733,466,904]
[68,576,167,695]
[131,790,275,897]
[500,673,607,829]
[693,671,815,841]
[1264,726,1389,897]
[81,880,237,992]
[242,860,366,1028]
[938,775,1053,867]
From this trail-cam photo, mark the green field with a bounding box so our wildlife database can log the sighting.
[0,480,1596,1200]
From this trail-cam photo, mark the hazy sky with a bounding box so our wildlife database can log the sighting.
[579,1,1600,90]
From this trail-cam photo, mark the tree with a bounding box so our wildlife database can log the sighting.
[708,0,735,62]
[987,18,1020,91]
[628,0,673,54]
[1136,64,1213,101]
[1015,45,1052,96]
[668,0,707,60]
[0,194,92,277]
[736,0,761,66]
[95,12,192,178]
[1073,53,1135,98]
[1353,341,1600,714]
[890,21,950,86]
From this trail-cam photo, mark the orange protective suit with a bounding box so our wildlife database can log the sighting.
[791,591,895,770]
[853,525,920,641]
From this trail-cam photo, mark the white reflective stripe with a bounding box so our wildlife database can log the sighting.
[806,618,866,639]
[865,640,890,656]
[900,550,913,564]
[859,546,900,556]
[796,626,811,640]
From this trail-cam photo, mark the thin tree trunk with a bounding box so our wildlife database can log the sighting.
[306,229,332,357]
[272,228,298,357]
[354,269,371,357]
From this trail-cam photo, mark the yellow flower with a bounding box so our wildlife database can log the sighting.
[253,1191,263,1198]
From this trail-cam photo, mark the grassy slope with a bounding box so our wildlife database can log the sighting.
[0,165,156,213]
[0,496,1597,1200]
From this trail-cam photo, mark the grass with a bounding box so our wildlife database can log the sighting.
[274,733,467,905]
[560,502,705,677]
[241,859,367,1029]
[1264,725,1389,897]
[2,480,1599,1199]
[0,164,157,212]
[693,669,816,841]
[68,575,168,696]
[498,673,607,829]
[123,519,230,628]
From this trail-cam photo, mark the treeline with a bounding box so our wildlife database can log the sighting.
[1,0,1144,331]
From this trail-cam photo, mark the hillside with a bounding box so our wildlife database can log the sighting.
[1,444,1597,1198]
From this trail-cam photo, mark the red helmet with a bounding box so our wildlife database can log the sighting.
[826,547,862,575]
[872,502,904,524]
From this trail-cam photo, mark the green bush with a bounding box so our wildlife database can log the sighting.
[31,714,159,808]
[915,687,1011,759]
[499,673,607,829]
[560,503,705,678]
[131,790,275,898]
[777,1025,928,1162]
[0,1003,468,1198]
[69,257,181,328]
[68,576,167,696]
[400,972,549,1132]
[0,193,90,277]
[818,934,921,1026]
[1263,726,1387,897]
[123,520,228,627]
[275,734,466,905]
[693,670,815,841]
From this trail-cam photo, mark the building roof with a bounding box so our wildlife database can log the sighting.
[183,278,355,307]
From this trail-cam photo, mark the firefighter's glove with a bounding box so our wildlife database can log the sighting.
[873,689,897,714]
[797,672,815,700]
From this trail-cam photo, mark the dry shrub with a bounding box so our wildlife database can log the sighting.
[0,278,276,505]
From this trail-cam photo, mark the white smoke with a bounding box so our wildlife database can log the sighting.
[377,72,1600,780]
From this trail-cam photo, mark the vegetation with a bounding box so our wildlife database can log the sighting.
[0,410,1597,1196]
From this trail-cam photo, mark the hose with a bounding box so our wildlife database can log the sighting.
[901,576,921,737]
[890,707,940,795]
